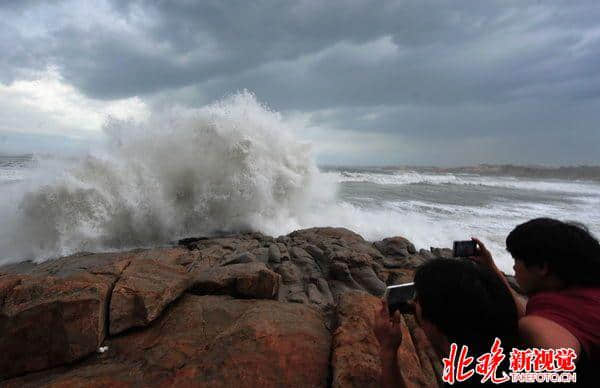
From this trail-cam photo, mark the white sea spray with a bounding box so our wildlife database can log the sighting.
[0,92,335,263]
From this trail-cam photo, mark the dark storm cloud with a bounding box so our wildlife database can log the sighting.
[4,0,599,102]
[1,0,600,165]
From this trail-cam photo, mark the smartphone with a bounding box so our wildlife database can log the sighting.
[453,240,476,257]
[384,282,416,315]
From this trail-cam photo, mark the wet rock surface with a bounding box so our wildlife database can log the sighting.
[109,259,191,335]
[190,262,280,299]
[0,273,114,378]
[5,294,332,387]
[1,227,461,386]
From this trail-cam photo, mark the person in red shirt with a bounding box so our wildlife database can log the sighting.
[472,218,600,384]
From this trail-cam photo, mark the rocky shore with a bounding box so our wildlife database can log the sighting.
[0,227,514,387]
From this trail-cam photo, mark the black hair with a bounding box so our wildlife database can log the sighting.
[506,218,600,287]
[414,259,519,356]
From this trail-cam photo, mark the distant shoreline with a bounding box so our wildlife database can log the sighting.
[321,164,600,181]
[3,153,600,181]
[0,153,33,158]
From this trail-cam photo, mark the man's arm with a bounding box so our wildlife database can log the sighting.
[471,237,526,318]
[519,315,581,357]
[494,268,527,318]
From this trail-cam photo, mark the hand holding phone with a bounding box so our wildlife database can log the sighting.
[469,237,498,272]
[384,282,416,315]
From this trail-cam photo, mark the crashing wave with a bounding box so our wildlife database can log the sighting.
[0,91,334,263]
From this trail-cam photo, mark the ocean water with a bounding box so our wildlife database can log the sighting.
[1,92,599,273]
[325,167,600,273]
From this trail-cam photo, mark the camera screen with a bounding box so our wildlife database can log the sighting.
[385,283,416,314]
[453,240,476,257]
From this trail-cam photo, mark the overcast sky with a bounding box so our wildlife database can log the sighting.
[1,0,599,166]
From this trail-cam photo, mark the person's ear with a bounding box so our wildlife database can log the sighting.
[528,262,547,277]
[538,262,551,277]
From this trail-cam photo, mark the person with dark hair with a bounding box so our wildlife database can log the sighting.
[413,259,520,357]
[374,259,521,387]
[471,218,600,384]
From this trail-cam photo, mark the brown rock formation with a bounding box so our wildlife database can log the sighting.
[109,259,191,335]
[332,290,440,388]
[374,236,417,257]
[5,294,331,387]
[190,262,280,299]
[332,291,382,388]
[0,273,113,378]
[1,227,450,386]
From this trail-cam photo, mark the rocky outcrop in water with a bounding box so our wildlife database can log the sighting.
[0,227,468,386]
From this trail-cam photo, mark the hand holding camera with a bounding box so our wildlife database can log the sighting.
[384,283,416,315]
[453,237,500,275]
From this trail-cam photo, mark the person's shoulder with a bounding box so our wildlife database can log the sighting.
[518,315,581,355]
[529,287,600,313]
[564,286,600,301]
[525,290,563,315]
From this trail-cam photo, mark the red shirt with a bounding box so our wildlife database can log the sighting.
[526,287,600,366]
